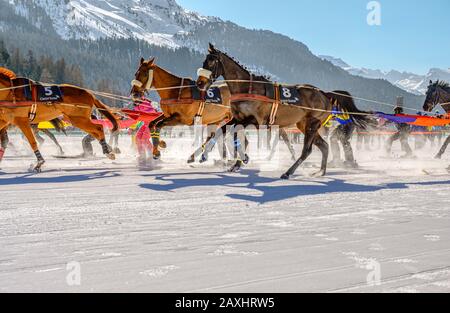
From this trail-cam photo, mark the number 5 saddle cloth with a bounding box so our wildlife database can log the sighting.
[10,78,63,103]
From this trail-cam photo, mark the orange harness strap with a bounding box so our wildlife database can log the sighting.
[269,83,280,126]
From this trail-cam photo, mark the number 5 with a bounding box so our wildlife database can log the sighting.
[44,87,53,96]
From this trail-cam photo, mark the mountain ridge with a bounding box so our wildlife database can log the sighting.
[0,0,426,110]
[319,55,450,96]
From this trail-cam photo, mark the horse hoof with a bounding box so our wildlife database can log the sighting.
[243,155,250,165]
[159,141,167,149]
[153,151,161,160]
[199,155,208,163]
[280,173,290,180]
[113,148,122,154]
[106,153,116,160]
[187,156,195,164]
[33,161,45,173]
[228,165,241,173]
[311,170,326,178]
[435,154,442,160]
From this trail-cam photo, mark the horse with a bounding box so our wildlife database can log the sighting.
[130,57,232,162]
[130,58,298,164]
[196,44,371,179]
[0,67,118,172]
[423,80,450,159]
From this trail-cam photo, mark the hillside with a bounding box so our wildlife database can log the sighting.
[0,0,425,111]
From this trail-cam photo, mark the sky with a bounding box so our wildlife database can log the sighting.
[177,0,449,75]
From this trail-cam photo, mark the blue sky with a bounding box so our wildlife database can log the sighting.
[177,0,449,74]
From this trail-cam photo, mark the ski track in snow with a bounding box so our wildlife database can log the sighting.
[0,134,449,292]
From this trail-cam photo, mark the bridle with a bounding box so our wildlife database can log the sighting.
[197,53,222,86]
[426,85,442,111]
[131,67,154,93]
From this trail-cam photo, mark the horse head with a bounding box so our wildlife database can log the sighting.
[424,80,450,112]
[196,43,225,91]
[130,57,156,100]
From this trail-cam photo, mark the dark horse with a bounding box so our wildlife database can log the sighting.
[423,80,450,159]
[130,57,296,164]
[197,44,371,179]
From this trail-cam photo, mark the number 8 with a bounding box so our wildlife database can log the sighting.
[282,87,291,98]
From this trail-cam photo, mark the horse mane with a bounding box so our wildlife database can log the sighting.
[153,64,193,82]
[216,49,271,82]
[0,67,16,79]
[436,80,450,92]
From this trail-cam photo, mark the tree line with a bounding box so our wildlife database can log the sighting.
[0,40,124,106]
[0,40,84,86]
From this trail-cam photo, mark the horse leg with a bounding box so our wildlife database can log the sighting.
[148,115,168,160]
[15,120,45,172]
[189,120,233,164]
[109,131,121,154]
[311,134,329,177]
[280,128,296,161]
[281,118,321,180]
[31,125,45,146]
[267,128,294,161]
[266,128,279,161]
[385,132,400,155]
[82,134,95,157]
[329,127,342,164]
[341,125,357,167]
[42,129,64,155]
[229,123,250,173]
[0,122,9,162]
[68,117,114,160]
[435,134,450,159]
[188,132,214,163]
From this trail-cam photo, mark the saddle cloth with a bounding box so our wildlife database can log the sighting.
[189,82,222,104]
[11,78,63,102]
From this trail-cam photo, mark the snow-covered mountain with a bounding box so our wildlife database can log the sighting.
[3,0,215,48]
[320,55,450,95]
[0,0,426,108]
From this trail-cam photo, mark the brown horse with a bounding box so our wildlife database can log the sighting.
[130,57,233,161]
[130,58,297,163]
[0,67,118,172]
[197,44,370,179]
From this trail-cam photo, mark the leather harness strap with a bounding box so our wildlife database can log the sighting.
[230,82,281,126]
[178,78,185,100]
[269,83,280,126]
[9,78,16,105]
[249,74,254,94]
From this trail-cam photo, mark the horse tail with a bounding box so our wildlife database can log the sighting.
[324,90,374,130]
[49,118,67,135]
[93,98,119,132]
